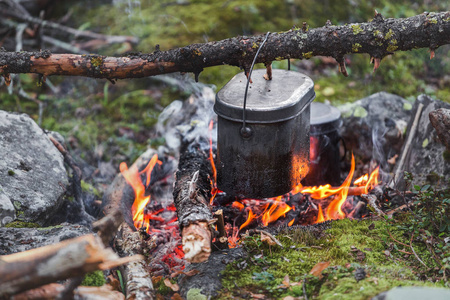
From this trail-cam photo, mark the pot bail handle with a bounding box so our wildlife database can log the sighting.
[240,31,271,138]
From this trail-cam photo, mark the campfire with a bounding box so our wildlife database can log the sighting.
[117,116,381,275]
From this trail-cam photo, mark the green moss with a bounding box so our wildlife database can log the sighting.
[81,270,106,287]
[387,44,398,52]
[351,24,363,35]
[352,43,362,52]
[303,52,313,59]
[428,17,437,24]
[8,170,15,176]
[187,288,207,300]
[384,29,394,40]
[443,150,450,162]
[220,219,445,299]
[5,221,40,228]
[36,225,63,230]
[373,30,382,37]
[81,180,102,198]
[90,56,103,68]
[13,201,21,210]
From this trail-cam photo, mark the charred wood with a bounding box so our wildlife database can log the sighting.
[173,143,213,262]
[1,12,449,80]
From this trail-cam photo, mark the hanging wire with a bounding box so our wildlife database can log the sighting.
[241,31,271,138]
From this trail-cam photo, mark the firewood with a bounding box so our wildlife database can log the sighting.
[115,222,155,300]
[0,234,142,299]
[11,283,124,300]
[173,144,214,263]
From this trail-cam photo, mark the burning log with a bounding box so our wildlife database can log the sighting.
[1,12,449,80]
[173,144,213,263]
[0,234,142,299]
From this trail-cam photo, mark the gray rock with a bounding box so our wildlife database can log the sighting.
[179,247,247,298]
[397,95,450,189]
[0,188,15,226]
[372,286,450,300]
[0,223,91,255]
[339,92,412,174]
[0,111,69,226]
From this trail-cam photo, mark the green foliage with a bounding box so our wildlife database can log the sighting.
[81,270,106,287]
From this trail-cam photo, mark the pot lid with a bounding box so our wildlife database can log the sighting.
[310,102,341,125]
[214,69,315,123]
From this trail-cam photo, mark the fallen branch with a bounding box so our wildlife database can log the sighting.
[115,223,155,300]
[0,3,138,45]
[11,284,124,300]
[0,11,449,81]
[0,234,142,299]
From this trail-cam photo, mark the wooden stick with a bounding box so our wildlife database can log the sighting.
[390,102,424,188]
[0,234,142,298]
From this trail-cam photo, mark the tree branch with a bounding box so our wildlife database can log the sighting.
[0,11,449,81]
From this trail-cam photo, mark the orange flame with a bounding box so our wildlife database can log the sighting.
[232,201,245,211]
[315,204,325,223]
[239,208,256,230]
[325,154,355,220]
[208,120,218,205]
[261,196,292,226]
[120,154,161,232]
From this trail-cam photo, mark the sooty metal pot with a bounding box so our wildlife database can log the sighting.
[302,102,342,187]
[214,69,315,198]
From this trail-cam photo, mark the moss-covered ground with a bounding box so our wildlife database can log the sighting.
[219,218,447,299]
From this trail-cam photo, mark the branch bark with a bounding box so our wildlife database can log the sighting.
[1,11,449,81]
[0,234,142,299]
[173,144,213,263]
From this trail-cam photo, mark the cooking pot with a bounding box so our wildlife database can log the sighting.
[302,102,343,187]
[214,69,315,198]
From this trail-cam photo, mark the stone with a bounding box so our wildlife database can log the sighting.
[0,223,91,255]
[0,110,69,226]
[372,286,450,300]
[0,188,15,226]
[339,92,412,173]
[395,95,450,189]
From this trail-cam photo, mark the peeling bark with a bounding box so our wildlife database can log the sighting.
[173,144,213,262]
[0,11,449,80]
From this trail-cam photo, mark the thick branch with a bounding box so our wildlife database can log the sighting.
[1,12,449,80]
[0,234,142,298]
